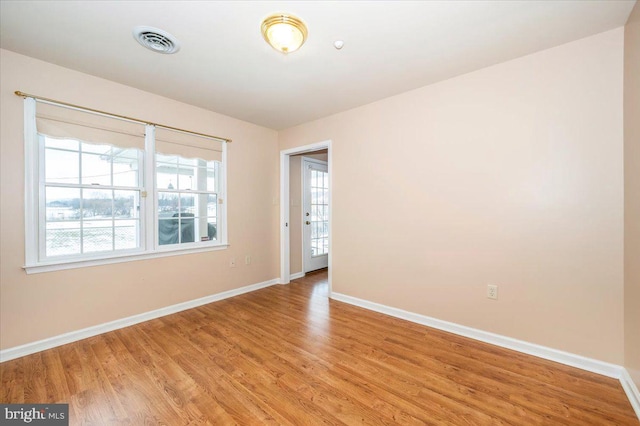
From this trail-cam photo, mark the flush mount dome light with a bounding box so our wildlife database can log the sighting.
[261,14,307,54]
[133,26,180,54]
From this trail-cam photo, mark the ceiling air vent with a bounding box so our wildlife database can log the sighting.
[132,26,180,54]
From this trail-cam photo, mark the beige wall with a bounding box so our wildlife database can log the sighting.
[289,152,328,274]
[625,2,640,388]
[0,49,280,350]
[279,29,625,363]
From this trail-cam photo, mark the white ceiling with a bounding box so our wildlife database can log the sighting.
[0,1,635,130]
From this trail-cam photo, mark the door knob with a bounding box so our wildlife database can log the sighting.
[306,212,310,216]
[306,221,311,225]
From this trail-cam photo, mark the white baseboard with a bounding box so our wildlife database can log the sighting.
[290,271,305,280]
[331,292,640,420]
[330,292,623,379]
[0,278,279,363]
[621,369,640,419]
[278,272,305,284]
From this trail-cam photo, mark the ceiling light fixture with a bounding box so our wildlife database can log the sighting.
[133,26,180,54]
[261,14,307,54]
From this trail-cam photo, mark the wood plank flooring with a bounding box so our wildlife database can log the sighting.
[1,269,638,425]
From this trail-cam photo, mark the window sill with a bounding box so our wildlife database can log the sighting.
[23,244,230,274]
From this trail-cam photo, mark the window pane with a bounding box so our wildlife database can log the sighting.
[156,153,178,164]
[179,157,198,167]
[113,165,138,187]
[44,186,142,256]
[158,192,179,218]
[180,193,195,215]
[178,165,196,190]
[159,214,197,245]
[46,187,80,221]
[115,220,138,250]
[310,170,317,188]
[180,215,196,243]
[45,148,79,184]
[82,152,111,186]
[207,217,217,241]
[159,218,179,245]
[83,220,113,253]
[114,148,138,161]
[207,194,217,217]
[157,162,177,190]
[81,142,111,155]
[46,221,81,256]
[113,149,140,187]
[44,137,78,151]
[194,167,208,191]
[83,189,113,219]
[114,190,138,219]
[206,168,216,192]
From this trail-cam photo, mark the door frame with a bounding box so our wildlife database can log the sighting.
[280,140,332,294]
[302,157,329,273]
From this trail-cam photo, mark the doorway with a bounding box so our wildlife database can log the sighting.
[302,157,328,272]
[279,140,331,291]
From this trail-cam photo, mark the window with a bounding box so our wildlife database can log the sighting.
[42,137,143,257]
[24,98,228,272]
[154,127,222,247]
[310,168,329,256]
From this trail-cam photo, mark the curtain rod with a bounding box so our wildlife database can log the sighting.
[14,91,232,143]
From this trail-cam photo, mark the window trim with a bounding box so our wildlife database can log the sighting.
[23,244,231,274]
[23,99,229,274]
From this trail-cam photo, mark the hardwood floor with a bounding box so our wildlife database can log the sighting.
[1,269,638,425]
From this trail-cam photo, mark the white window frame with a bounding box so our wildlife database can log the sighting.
[37,134,146,259]
[23,99,228,274]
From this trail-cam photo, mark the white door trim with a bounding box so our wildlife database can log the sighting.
[280,141,332,295]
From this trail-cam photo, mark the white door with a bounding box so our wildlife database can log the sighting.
[303,158,329,272]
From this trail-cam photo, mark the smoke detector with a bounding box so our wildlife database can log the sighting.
[133,26,180,54]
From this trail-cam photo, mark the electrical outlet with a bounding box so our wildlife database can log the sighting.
[230,257,236,268]
[487,284,498,300]
[245,255,251,265]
